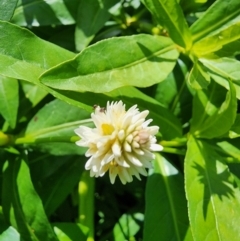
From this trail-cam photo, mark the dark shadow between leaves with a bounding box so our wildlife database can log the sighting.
[192,140,235,220]
[190,81,227,134]
[22,0,62,26]
[2,157,34,240]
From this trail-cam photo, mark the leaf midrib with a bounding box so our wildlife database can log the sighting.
[196,140,222,240]
[157,155,181,241]
[73,44,176,76]
[191,7,240,43]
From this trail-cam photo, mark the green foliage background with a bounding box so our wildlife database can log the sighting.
[0,0,240,240]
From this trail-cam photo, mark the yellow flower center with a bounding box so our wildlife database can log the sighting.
[102,123,114,135]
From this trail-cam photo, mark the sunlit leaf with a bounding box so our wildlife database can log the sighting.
[0,21,74,84]
[0,0,18,21]
[12,0,78,26]
[143,154,192,241]
[188,60,210,89]
[185,136,240,240]
[142,0,192,49]
[20,81,47,107]
[0,227,20,241]
[114,213,143,241]
[200,57,240,99]
[75,0,118,51]
[25,99,90,155]
[53,223,88,241]
[0,76,18,129]
[191,0,240,56]
[191,80,237,138]
[40,34,179,93]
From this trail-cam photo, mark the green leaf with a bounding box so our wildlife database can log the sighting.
[214,39,240,57]
[0,76,19,129]
[53,223,88,241]
[0,21,75,83]
[185,136,240,240]
[217,138,240,162]
[0,227,20,241]
[228,114,240,138]
[20,81,47,107]
[25,99,90,155]
[75,0,118,51]
[180,0,207,13]
[2,154,58,241]
[113,213,143,241]
[188,61,210,89]
[12,0,78,26]
[143,154,192,241]
[191,80,237,138]
[0,0,18,21]
[191,0,240,56]
[33,155,85,216]
[200,57,240,99]
[155,60,193,124]
[40,34,179,93]
[141,0,192,49]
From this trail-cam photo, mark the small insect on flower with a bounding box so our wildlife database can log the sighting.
[75,101,163,184]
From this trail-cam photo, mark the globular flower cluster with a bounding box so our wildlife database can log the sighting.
[75,101,163,184]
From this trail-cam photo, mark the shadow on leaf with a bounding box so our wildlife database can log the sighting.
[192,139,235,219]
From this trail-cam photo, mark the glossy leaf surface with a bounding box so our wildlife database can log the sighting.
[191,81,237,138]
[0,76,19,128]
[0,227,20,241]
[185,136,240,241]
[143,154,192,241]
[53,223,88,241]
[142,0,192,49]
[113,213,143,241]
[75,0,118,51]
[191,0,240,55]
[12,0,78,26]
[25,99,90,155]
[0,21,74,83]
[40,34,179,93]
[200,57,240,99]
[0,0,18,21]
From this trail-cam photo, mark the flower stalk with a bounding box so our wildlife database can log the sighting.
[78,171,95,241]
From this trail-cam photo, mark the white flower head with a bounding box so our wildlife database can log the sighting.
[75,101,163,184]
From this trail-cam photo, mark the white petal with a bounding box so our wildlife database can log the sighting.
[147,126,159,135]
[85,157,94,169]
[101,153,114,165]
[150,144,163,151]
[118,129,125,141]
[124,141,132,152]
[132,141,140,148]
[126,153,143,167]
[112,140,121,157]
[109,167,118,184]
[115,157,130,167]
[133,148,144,155]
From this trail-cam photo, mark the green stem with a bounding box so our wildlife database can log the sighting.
[14,135,80,145]
[161,147,186,155]
[78,171,95,241]
[25,119,92,138]
[9,118,92,145]
[160,139,187,147]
